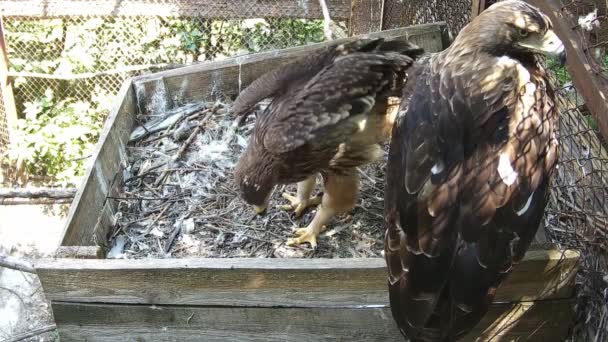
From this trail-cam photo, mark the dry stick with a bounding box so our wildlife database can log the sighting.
[0,198,72,205]
[0,286,26,307]
[0,256,36,274]
[173,111,214,162]
[142,110,202,145]
[8,324,57,342]
[208,225,275,245]
[144,202,174,235]
[0,187,76,199]
[154,111,213,187]
[164,222,182,253]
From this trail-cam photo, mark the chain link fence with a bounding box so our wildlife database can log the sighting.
[3,6,350,110]
[545,1,608,340]
[0,0,349,184]
[543,79,608,342]
[382,0,472,40]
[563,0,608,79]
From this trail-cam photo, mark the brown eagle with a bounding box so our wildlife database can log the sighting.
[384,1,565,340]
[233,38,423,247]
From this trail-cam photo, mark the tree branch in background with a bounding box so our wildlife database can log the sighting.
[0,187,76,199]
[318,0,333,40]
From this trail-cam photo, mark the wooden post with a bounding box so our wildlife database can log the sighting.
[472,0,500,18]
[471,0,486,19]
[349,0,385,36]
[0,16,18,147]
[525,0,608,144]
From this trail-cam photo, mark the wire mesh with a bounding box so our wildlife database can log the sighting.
[562,0,608,79]
[0,0,349,184]
[382,0,472,40]
[543,80,608,341]
[1,2,350,129]
[544,1,608,340]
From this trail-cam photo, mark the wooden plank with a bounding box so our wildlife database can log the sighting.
[0,0,351,20]
[527,0,608,143]
[54,246,104,259]
[132,24,447,113]
[51,299,573,342]
[349,0,385,36]
[35,249,579,307]
[59,80,135,246]
[471,0,486,19]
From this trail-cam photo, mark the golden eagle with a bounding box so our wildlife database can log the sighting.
[234,38,423,247]
[383,1,565,340]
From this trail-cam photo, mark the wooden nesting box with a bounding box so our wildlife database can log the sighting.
[35,23,579,341]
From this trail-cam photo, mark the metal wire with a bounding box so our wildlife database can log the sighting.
[561,0,608,79]
[382,0,472,40]
[549,1,608,339]
[544,80,608,341]
[0,2,349,129]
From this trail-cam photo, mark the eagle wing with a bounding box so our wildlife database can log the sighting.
[261,51,417,154]
[232,38,406,117]
[384,56,558,340]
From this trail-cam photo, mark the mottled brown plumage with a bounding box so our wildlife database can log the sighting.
[234,38,423,247]
[384,1,565,340]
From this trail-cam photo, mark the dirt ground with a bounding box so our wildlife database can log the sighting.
[0,204,68,342]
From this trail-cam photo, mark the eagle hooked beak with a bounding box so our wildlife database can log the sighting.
[251,187,274,215]
[253,204,267,215]
[518,29,567,65]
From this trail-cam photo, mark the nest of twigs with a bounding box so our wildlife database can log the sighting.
[106,99,387,259]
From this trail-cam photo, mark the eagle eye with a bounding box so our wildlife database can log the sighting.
[518,28,529,38]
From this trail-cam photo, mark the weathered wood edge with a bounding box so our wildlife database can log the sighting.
[35,249,578,271]
[130,23,447,118]
[35,249,579,307]
[54,246,104,259]
[527,0,608,143]
[59,79,135,246]
[50,299,573,342]
[132,23,447,84]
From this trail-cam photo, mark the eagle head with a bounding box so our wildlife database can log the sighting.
[234,143,277,215]
[460,0,566,65]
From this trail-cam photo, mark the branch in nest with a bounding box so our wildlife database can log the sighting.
[7,324,57,342]
[0,255,36,274]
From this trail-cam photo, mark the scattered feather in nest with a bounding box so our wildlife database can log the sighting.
[107,99,387,259]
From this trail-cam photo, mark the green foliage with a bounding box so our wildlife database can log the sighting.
[8,88,114,186]
[546,57,571,87]
[4,16,330,185]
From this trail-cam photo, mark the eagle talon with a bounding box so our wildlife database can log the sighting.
[278,192,322,217]
[286,227,318,248]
